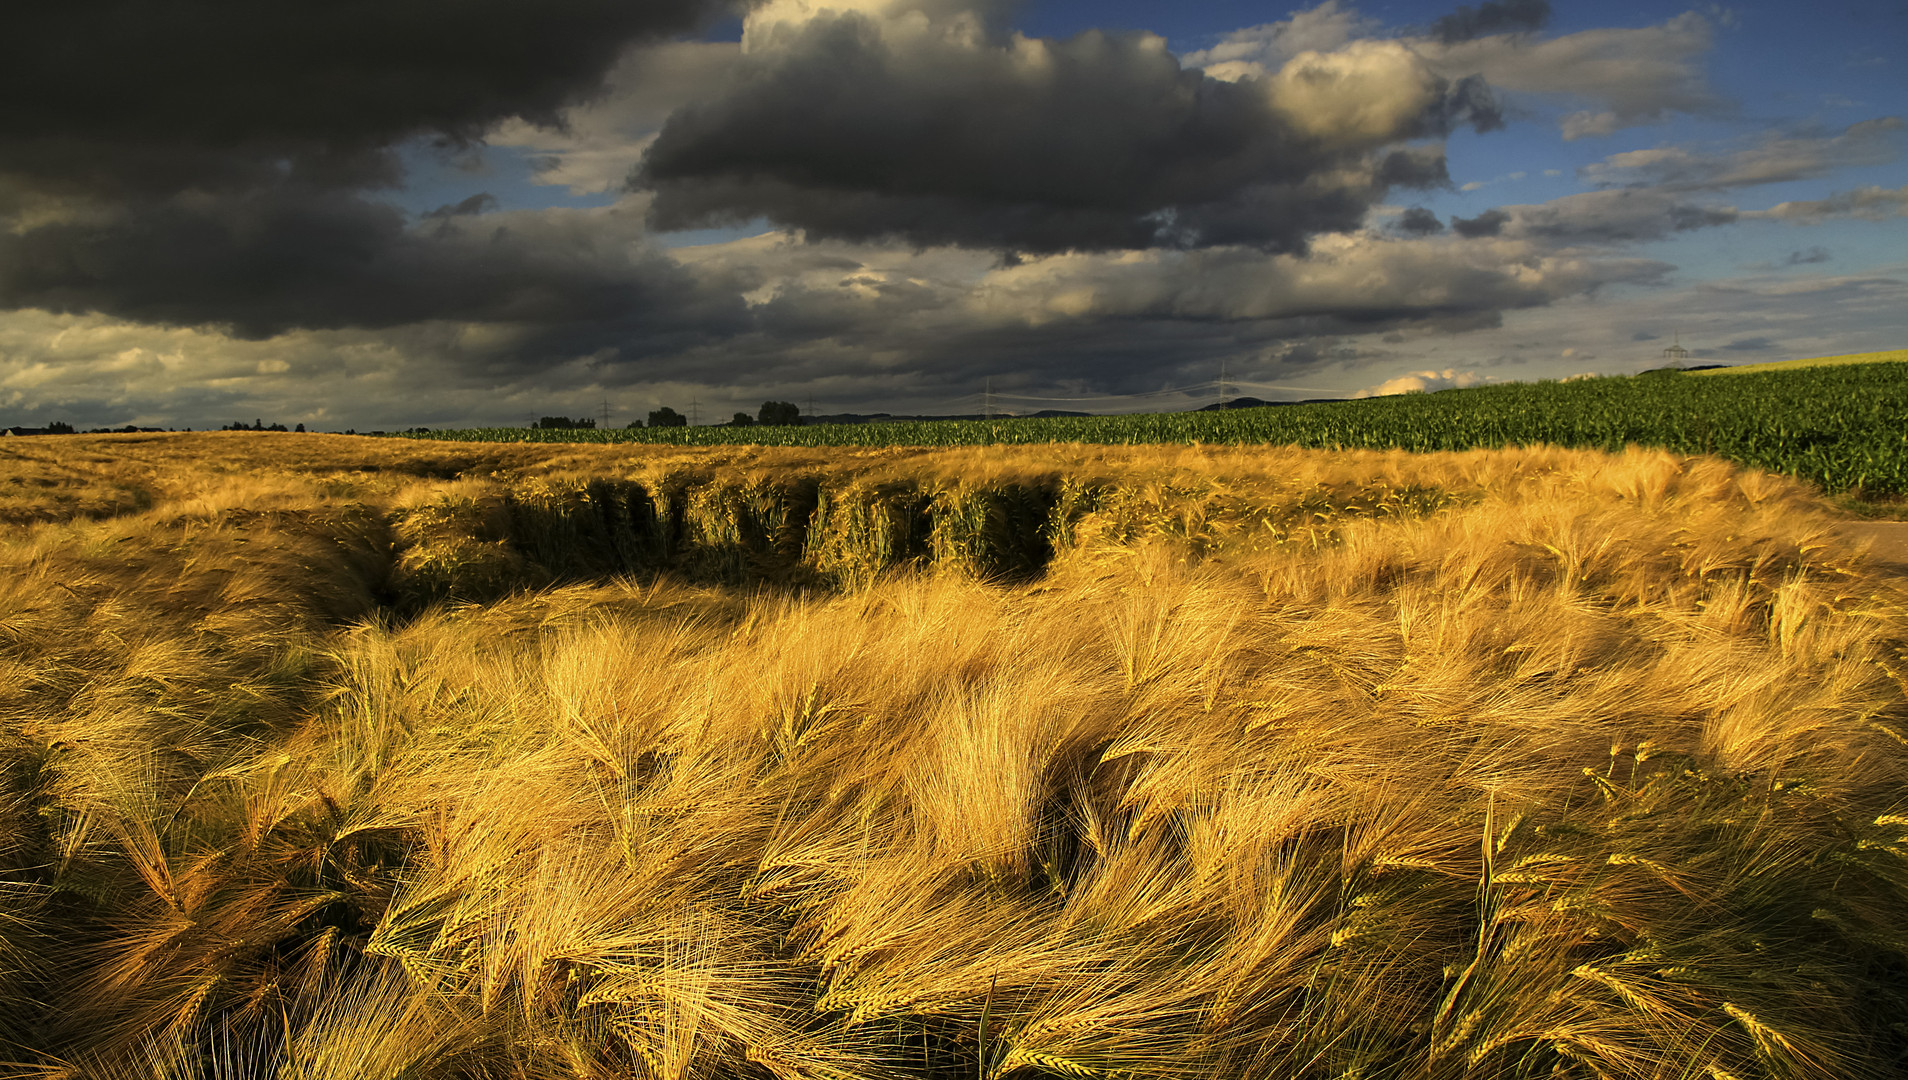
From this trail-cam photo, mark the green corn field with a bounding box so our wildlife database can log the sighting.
[396,362,1908,496]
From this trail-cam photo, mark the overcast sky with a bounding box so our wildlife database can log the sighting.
[2,0,1903,429]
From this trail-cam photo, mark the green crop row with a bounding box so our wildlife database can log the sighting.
[394,362,1908,495]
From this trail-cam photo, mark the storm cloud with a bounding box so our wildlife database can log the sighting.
[0,191,744,345]
[0,0,737,198]
[0,0,1897,431]
[636,6,1502,253]
[0,0,752,343]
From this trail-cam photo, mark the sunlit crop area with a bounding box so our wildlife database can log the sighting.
[1695,350,1908,377]
[399,362,1908,497]
[1,433,1906,1079]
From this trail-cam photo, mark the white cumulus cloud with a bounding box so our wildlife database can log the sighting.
[1180,0,1382,80]
[1351,367,1493,397]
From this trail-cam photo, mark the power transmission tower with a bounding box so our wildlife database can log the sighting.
[983,378,994,420]
[689,398,700,426]
[599,399,610,430]
[1219,359,1230,408]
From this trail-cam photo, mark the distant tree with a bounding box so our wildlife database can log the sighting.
[625,420,644,429]
[537,416,595,430]
[294,423,305,432]
[648,407,687,428]
[730,412,756,427]
[46,421,74,434]
[758,400,800,426]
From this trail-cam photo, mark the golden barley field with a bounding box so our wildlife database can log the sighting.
[2,432,1907,1080]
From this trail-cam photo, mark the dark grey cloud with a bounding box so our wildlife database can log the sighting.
[1664,203,1738,232]
[2,0,1846,432]
[1785,247,1831,265]
[0,190,745,348]
[1440,73,1509,134]
[0,221,1691,429]
[571,228,1668,414]
[1452,209,1508,237]
[704,301,1475,406]
[636,15,1501,253]
[426,193,502,219]
[1398,208,1446,235]
[1451,190,1740,245]
[1429,0,1551,45]
[0,0,738,199]
[1446,186,1747,246]
[0,0,751,346]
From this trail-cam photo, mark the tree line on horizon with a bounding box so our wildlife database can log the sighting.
[539,401,806,430]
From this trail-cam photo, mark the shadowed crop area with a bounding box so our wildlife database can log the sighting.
[2,434,1907,1079]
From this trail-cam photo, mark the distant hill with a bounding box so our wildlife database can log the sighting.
[1195,396,1347,411]
[1638,364,1730,375]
